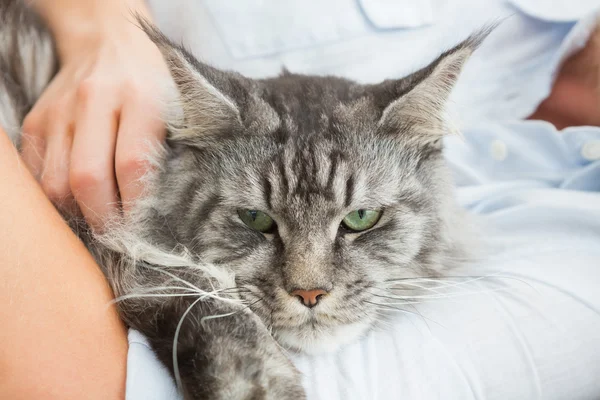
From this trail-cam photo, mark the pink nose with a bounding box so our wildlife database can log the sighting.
[290,289,328,308]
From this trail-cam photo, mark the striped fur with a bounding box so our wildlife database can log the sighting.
[0,2,484,398]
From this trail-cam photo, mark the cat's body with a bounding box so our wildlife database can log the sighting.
[0,1,482,398]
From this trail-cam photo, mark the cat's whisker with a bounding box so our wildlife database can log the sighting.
[199,310,239,323]
[240,295,266,309]
[376,274,537,305]
[383,274,490,283]
[172,289,267,391]
[140,264,242,304]
[379,281,445,293]
[113,292,205,303]
[385,283,432,291]
[379,276,506,296]
[368,287,512,301]
[269,327,295,358]
[451,273,538,292]
[172,294,265,392]
[407,303,434,335]
[220,286,251,291]
[366,293,427,306]
[131,285,202,294]
[390,274,497,291]
[366,301,446,328]
[141,264,205,293]
[365,301,446,328]
[200,298,264,323]
[371,311,395,331]
[372,281,464,297]
[219,287,252,295]
[200,298,265,326]
[109,285,204,305]
[373,320,392,332]
[383,273,534,289]
[173,297,204,392]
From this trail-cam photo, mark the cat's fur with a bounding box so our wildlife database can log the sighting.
[0,1,485,398]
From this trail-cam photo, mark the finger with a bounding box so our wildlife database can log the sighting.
[20,114,47,179]
[20,71,69,180]
[39,120,75,210]
[115,96,166,212]
[70,82,120,231]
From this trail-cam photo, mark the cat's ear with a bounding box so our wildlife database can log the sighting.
[137,18,244,141]
[373,29,492,145]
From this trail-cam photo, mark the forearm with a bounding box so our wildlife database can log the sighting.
[0,130,127,399]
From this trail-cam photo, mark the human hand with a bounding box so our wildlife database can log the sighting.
[21,4,169,230]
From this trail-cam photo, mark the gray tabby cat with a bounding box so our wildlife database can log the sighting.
[0,1,485,398]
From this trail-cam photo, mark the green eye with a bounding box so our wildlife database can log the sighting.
[237,209,275,233]
[342,209,382,232]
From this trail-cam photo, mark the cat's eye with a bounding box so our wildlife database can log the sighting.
[341,209,382,232]
[237,209,275,233]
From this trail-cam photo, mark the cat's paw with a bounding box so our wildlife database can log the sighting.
[181,335,306,400]
[172,310,306,400]
[251,341,306,400]
[221,350,305,400]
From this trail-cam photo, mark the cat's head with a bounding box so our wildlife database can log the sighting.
[138,23,484,353]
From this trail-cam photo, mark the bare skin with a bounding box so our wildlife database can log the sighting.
[530,25,600,128]
[0,128,128,399]
[22,0,169,230]
[0,1,167,398]
[0,3,597,398]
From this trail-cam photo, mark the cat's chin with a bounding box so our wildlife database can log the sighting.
[274,320,371,355]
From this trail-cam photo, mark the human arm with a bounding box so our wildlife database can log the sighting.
[0,128,128,399]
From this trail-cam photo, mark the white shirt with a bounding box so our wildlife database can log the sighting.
[128,1,600,399]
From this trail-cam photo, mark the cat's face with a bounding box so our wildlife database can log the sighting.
[141,26,481,353]
[161,117,448,352]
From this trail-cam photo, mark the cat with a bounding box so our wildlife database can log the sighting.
[0,1,485,398]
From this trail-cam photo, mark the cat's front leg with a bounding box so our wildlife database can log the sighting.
[121,285,305,400]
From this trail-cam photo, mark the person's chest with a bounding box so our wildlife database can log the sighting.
[148,0,599,123]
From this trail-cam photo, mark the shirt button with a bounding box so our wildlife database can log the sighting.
[581,140,600,161]
[490,140,507,161]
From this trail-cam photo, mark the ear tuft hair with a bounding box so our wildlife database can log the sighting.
[375,26,496,146]
[135,16,243,142]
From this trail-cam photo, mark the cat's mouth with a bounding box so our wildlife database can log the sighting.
[266,301,375,353]
[274,318,373,354]
[241,285,375,352]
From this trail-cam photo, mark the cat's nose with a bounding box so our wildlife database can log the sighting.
[290,289,328,308]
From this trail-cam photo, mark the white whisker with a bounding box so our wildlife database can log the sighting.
[200,311,238,323]
[132,285,202,294]
[365,301,446,328]
[372,287,512,301]
[140,264,241,305]
[173,297,204,391]
[141,264,205,293]
[113,292,203,303]
[382,273,536,296]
